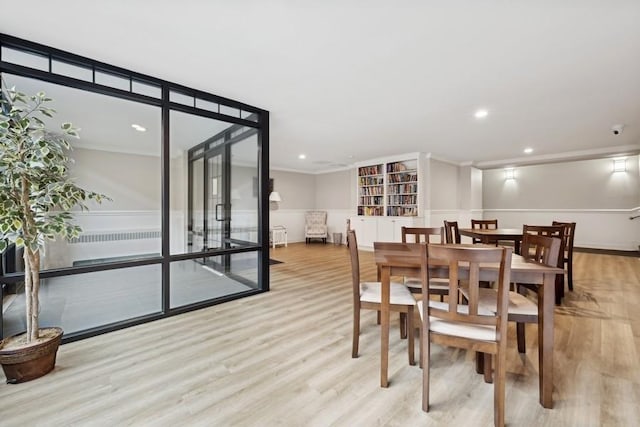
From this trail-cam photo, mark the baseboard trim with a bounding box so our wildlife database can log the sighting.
[574,247,640,257]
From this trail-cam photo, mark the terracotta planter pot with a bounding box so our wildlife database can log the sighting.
[0,327,63,384]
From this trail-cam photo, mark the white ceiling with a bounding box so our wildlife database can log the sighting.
[3,1,640,173]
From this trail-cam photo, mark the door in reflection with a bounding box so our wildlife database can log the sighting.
[206,148,227,251]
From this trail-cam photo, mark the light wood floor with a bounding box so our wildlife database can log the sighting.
[1,243,639,426]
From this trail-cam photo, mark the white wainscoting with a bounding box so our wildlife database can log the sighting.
[267,207,640,251]
[484,208,640,251]
[270,209,354,244]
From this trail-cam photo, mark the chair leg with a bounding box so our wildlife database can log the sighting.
[476,351,484,374]
[516,322,526,354]
[352,307,360,358]
[407,307,415,366]
[568,262,573,291]
[417,314,423,369]
[400,313,407,339]
[422,329,430,412]
[494,350,506,427]
[555,274,564,305]
[483,353,493,383]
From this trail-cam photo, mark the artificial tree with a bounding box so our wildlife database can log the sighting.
[0,84,106,346]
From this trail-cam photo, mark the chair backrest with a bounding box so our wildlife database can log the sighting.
[522,225,565,268]
[552,221,576,261]
[305,211,327,226]
[421,244,512,331]
[520,233,561,268]
[443,221,461,244]
[401,226,444,244]
[470,219,498,244]
[471,219,498,230]
[347,230,361,302]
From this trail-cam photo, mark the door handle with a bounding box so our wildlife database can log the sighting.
[215,203,224,221]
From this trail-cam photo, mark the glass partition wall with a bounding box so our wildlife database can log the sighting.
[0,34,269,342]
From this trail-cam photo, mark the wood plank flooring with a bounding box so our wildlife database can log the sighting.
[0,243,638,426]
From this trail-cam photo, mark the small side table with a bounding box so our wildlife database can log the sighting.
[270,225,287,249]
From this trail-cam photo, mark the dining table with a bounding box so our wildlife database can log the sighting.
[373,242,563,409]
[459,228,523,254]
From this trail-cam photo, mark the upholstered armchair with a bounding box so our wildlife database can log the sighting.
[304,211,328,243]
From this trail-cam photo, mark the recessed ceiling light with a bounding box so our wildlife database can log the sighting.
[131,124,146,132]
[298,154,306,160]
[474,109,489,119]
[524,147,533,154]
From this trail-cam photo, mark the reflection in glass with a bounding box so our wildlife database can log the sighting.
[2,265,162,338]
[170,110,259,255]
[231,134,259,245]
[1,73,162,270]
[170,252,258,308]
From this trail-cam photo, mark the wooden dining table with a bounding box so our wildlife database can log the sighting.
[374,242,563,409]
[459,228,523,254]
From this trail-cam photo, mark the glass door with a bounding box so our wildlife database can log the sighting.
[205,149,227,251]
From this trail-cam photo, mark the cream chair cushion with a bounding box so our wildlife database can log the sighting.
[418,300,496,341]
[360,281,417,306]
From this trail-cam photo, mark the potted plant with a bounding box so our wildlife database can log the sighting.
[0,84,107,383]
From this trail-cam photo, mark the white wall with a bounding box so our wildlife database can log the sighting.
[269,168,354,244]
[482,156,640,250]
[71,147,161,211]
[269,154,640,251]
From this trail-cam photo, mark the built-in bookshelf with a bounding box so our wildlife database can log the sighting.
[357,164,384,216]
[386,159,418,216]
[355,155,421,217]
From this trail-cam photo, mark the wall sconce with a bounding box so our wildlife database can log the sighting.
[504,168,515,180]
[269,191,282,202]
[613,158,626,173]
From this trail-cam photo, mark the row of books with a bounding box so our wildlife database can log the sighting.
[359,196,384,205]
[358,177,384,186]
[386,206,418,216]
[387,173,417,183]
[386,161,415,173]
[357,206,384,216]
[359,186,384,196]
[387,195,417,205]
[387,183,417,194]
[358,165,383,176]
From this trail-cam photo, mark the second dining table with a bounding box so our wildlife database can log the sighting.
[459,227,524,254]
[373,242,563,409]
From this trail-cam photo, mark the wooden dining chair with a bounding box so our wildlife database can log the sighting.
[471,219,499,244]
[552,221,576,292]
[401,226,447,299]
[418,243,512,427]
[347,230,417,365]
[523,224,565,304]
[443,220,461,244]
[461,233,560,354]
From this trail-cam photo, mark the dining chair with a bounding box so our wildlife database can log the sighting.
[443,220,461,244]
[523,224,566,304]
[552,221,577,292]
[347,230,417,365]
[418,243,512,427]
[461,233,560,355]
[401,226,448,300]
[471,219,499,244]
